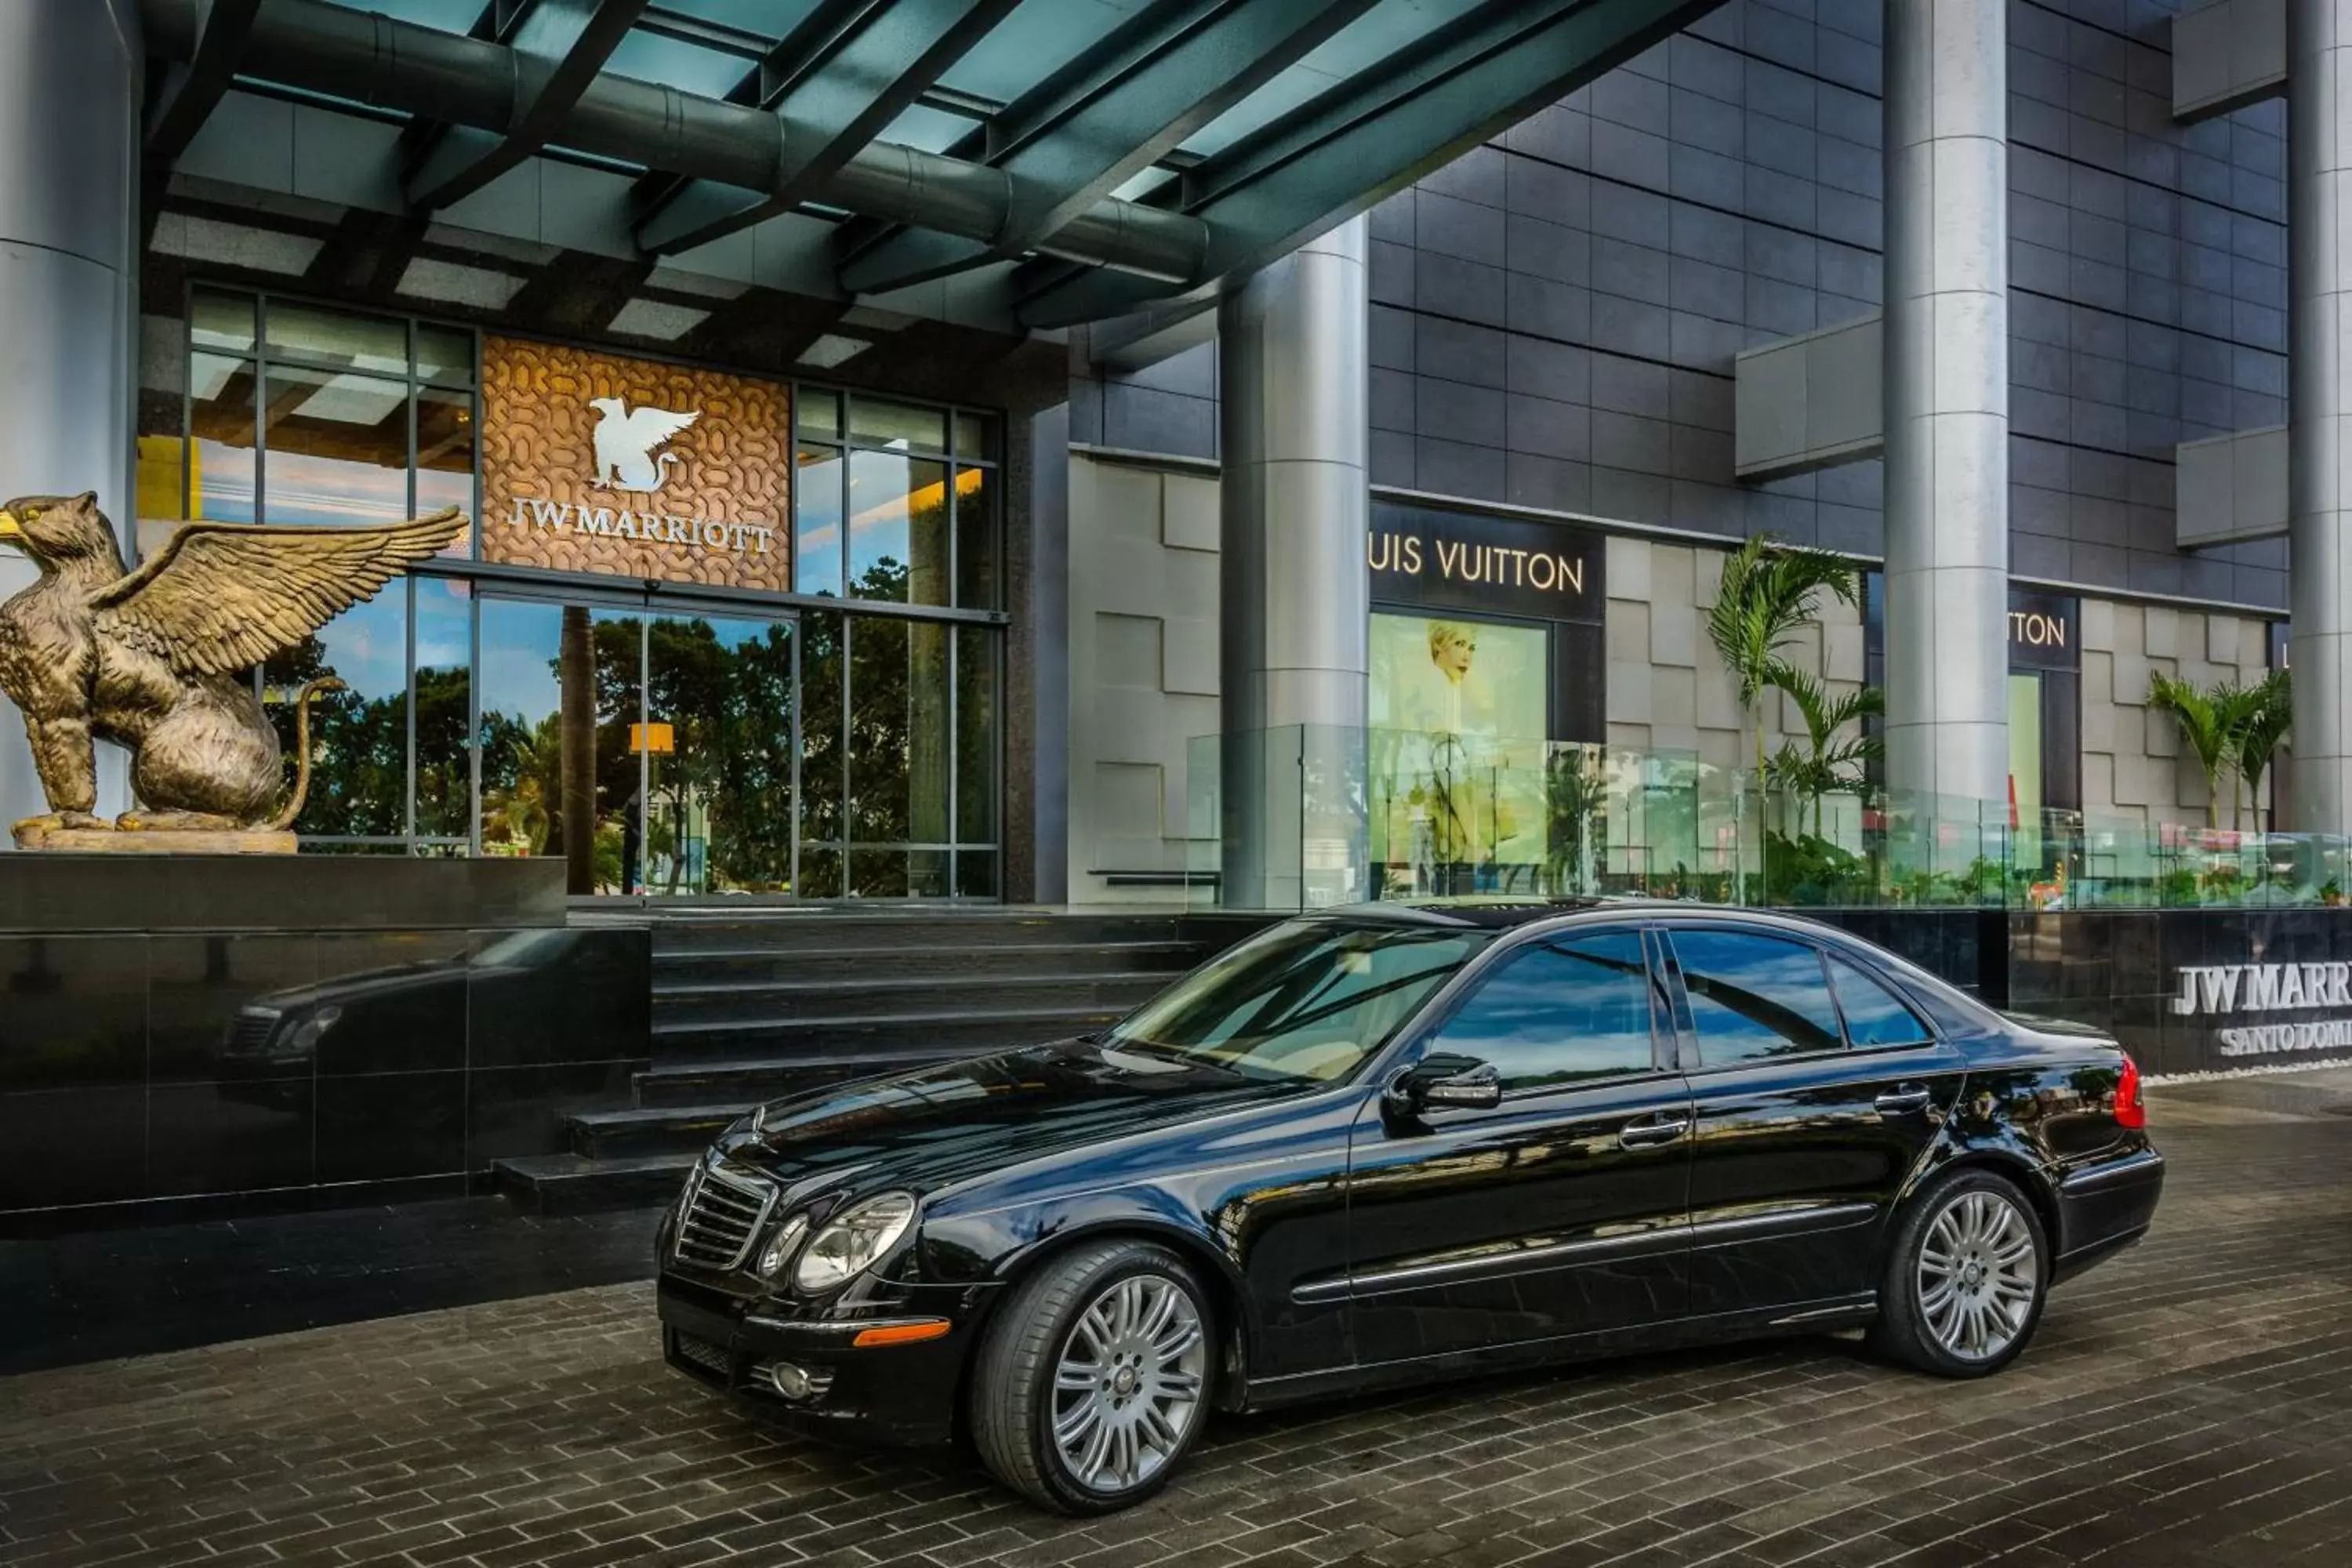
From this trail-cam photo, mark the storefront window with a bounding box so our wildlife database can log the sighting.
[793,389,998,608]
[794,446,845,595]
[187,354,258,525]
[415,384,475,547]
[1370,612,1552,893]
[263,591,409,842]
[413,577,474,844]
[644,613,797,895]
[848,448,950,605]
[266,299,406,374]
[849,395,946,452]
[263,365,411,527]
[182,288,478,547]
[477,599,639,890]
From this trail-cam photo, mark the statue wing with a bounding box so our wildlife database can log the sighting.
[90,510,469,678]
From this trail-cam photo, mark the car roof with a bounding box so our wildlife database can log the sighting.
[1312,897,1743,931]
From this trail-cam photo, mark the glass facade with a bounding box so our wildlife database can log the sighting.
[162,287,1004,896]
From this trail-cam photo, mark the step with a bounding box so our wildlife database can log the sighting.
[493,1151,694,1214]
[567,1103,749,1160]
[650,1003,1123,1065]
[634,1051,982,1107]
[648,912,1189,956]
[652,938,1204,984]
[652,971,1170,1026]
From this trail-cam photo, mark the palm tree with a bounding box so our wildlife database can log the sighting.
[2234,667,2292,833]
[2147,673,2267,828]
[1767,672,1886,836]
[1705,535,1864,782]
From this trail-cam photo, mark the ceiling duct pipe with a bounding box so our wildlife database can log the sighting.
[140,0,1207,285]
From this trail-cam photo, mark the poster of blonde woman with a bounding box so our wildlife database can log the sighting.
[1369,613,1549,893]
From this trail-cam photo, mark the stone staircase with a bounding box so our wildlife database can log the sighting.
[492,909,1247,1211]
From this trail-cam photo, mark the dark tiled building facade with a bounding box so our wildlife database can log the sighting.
[1078,0,2288,614]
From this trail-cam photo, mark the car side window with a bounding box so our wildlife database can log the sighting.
[1426,931,1656,1093]
[1670,930,1843,1065]
[1827,953,1934,1047]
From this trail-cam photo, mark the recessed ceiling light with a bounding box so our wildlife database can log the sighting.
[796,334,871,368]
[396,258,526,309]
[608,298,712,340]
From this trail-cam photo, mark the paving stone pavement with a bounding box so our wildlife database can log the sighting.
[3,1073,2350,1568]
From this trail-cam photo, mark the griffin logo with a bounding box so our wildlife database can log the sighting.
[589,397,699,493]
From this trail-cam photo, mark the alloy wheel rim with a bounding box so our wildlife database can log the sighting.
[1050,1274,1207,1493]
[1916,1189,2039,1362]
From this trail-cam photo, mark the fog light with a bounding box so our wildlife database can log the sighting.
[757,1360,833,1402]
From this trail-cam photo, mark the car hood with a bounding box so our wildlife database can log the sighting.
[721,1036,1309,1201]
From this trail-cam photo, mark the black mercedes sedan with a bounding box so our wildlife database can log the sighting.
[655,902,2163,1514]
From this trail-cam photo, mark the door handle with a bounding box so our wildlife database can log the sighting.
[1875,1084,1933,1116]
[1619,1114,1690,1150]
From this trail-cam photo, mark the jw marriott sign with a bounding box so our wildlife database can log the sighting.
[503,496,778,557]
[2171,961,2352,1058]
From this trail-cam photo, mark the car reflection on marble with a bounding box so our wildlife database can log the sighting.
[654,900,2165,1516]
[218,929,595,1104]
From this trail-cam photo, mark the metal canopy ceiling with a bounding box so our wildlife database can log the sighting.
[140,0,1722,332]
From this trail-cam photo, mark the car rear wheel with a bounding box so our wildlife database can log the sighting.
[971,1239,1214,1514]
[1870,1169,2049,1377]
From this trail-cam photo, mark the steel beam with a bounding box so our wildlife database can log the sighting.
[139,0,1207,285]
[405,0,650,211]
[147,0,263,162]
[634,0,1020,256]
[1015,0,1720,328]
[837,0,1376,296]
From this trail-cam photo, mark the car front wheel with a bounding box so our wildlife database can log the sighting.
[971,1239,1214,1514]
[1871,1170,2049,1377]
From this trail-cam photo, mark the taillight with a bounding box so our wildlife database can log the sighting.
[2114,1053,2146,1130]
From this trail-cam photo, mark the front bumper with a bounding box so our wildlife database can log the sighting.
[657,1273,999,1446]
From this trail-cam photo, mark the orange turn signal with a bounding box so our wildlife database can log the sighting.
[851,1319,952,1348]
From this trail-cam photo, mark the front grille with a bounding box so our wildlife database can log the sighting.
[223,1011,279,1055]
[673,1332,732,1378]
[672,1164,776,1271]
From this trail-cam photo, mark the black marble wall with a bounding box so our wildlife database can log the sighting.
[2007,908,2352,1077]
[0,859,648,1227]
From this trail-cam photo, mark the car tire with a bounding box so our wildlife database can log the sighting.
[1869,1168,2050,1378]
[971,1239,1215,1515]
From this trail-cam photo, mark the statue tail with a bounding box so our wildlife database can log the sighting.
[271,677,347,830]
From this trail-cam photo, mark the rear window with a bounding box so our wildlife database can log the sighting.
[1828,953,1935,1047]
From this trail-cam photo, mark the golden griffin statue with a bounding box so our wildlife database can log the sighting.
[0,493,468,851]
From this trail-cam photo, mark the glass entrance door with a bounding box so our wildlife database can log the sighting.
[477,594,798,897]
[643,612,797,895]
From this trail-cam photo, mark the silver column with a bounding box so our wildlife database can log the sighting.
[2291,0,2352,832]
[1218,216,1370,910]
[1881,0,2010,815]
[0,0,140,834]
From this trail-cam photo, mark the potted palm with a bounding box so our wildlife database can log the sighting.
[2234,667,2292,834]
[1705,535,1864,782]
[2147,672,2266,829]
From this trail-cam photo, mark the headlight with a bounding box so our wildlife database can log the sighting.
[756,1212,810,1279]
[793,1192,917,1293]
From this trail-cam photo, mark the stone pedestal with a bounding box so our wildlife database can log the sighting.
[13,825,296,854]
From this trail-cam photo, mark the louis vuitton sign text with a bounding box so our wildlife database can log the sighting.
[1368,503,1602,623]
[479,338,793,593]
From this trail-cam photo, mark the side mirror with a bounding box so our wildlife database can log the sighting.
[1387,1052,1502,1116]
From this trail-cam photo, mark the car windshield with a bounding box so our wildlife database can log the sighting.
[1105,920,1488,1082]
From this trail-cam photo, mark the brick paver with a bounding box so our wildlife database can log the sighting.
[4,1073,2350,1568]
